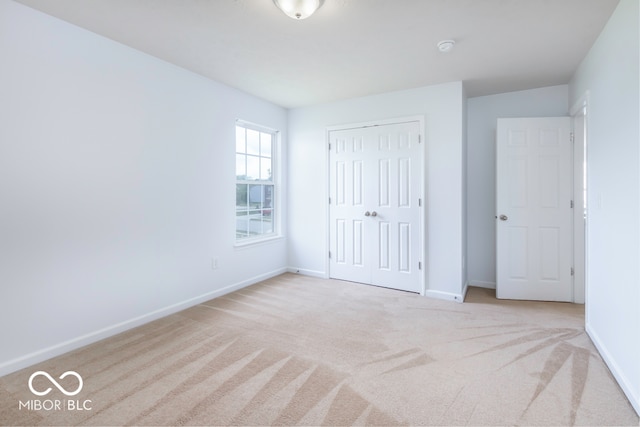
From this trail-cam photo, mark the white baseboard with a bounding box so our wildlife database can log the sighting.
[586,322,640,416]
[469,280,496,289]
[0,267,287,378]
[424,289,465,303]
[286,267,328,279]
[461,281,469,302]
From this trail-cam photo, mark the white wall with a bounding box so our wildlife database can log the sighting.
[0,1,288,375]
[569,0,640,414]
[466,85,569,288]
[287,82,466,301]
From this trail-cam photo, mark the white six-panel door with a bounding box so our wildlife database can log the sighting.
[496,117,573,301]
[329,121,422,293]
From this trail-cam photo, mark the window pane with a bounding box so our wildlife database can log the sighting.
[246,155,259,180]
[249,184,263,208]
[264,185,273,208]
[260,133,272,158]
[256,215,269,234]
[236,154,246,178]
[236,214,249,237]
[248,210,262,235]
[236,184,248,208]
[262,213,273,233]
[247,129,260,155]
[236,126,246,153]
[260,158,272,180]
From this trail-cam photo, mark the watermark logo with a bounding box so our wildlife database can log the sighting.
[19,370,92,412]
[28,371,83,396]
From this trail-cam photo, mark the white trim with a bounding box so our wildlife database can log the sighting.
[461,281,469,302]
[286,267,328,278]
[424,289,465,303]
[235,118,279,134]
[326,115,427,295]
[570,91,590,309]
[469,280,496,289]
[421,117,429,295]
[570,94,588,305]
[326,115,426,133]
[324,126,331,283]
[0,268,287,377]
[586,323,640,415]
[234,234,284,249]
[569,91,590,117]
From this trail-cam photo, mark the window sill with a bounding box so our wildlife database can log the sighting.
[234,234,284,249]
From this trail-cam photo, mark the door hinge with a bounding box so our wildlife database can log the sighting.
[329,251,331,259]
[328,143,331,151]
[570,132,575,143]
[570,200,574,208]
[418,261,422,270]
[418,134,422,143]
[418,198,422,207]
[571,267,574,276]
[329,197,331,204]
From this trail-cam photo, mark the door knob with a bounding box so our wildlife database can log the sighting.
[499,214,508,221]
[364,211,371,217]
[371,211,378,217]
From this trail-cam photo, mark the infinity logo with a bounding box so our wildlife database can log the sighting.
[28,371,83,396]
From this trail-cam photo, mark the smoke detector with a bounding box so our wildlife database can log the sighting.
[437,40,456,53]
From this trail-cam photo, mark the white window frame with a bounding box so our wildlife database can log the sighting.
[235,120,280,245]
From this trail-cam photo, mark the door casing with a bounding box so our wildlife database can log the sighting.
[571,92,590,306]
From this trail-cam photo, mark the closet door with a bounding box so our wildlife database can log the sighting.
[329,121,422,293]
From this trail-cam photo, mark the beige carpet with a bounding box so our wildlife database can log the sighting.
[1,273,638,426]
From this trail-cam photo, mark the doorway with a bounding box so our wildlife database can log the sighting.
[328,120,424,293]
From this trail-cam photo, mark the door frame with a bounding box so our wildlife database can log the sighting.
[325,116,427,295]
[570,92,590,306]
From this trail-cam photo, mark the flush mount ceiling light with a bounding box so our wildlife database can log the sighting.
[437,39,456,53]
[273,0,325,20]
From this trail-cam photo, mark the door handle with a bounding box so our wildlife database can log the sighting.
[371,211,378,217]
[499,214,508,221]
[364,211,371,217]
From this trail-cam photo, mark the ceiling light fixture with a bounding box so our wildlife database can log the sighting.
[437,40,456,53]
[273,0,325,20]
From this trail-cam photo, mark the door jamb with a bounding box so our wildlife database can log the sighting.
[570,92,590,306]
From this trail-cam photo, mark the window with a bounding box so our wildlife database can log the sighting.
[235,122,277,242]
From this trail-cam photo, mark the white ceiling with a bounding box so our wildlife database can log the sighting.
[15,0,619,108]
